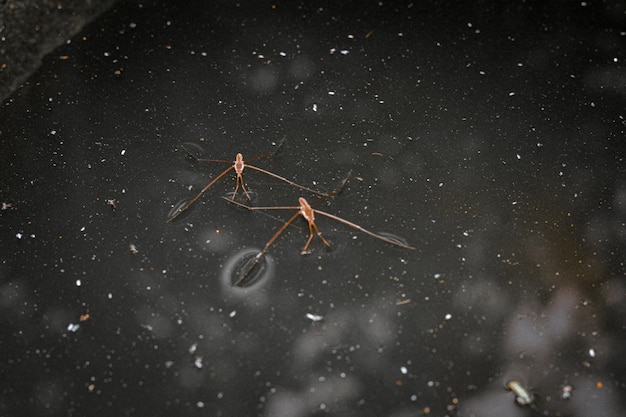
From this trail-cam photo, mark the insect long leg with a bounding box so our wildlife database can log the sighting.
[167,166,234,222]
[223,198,300,212]
[246,165,329,197]
[233,211,301,286]
[233,172,252,200]
[301,221,331,254]
[325,169,352,200]
[243,137,285,163]
[313,209,415,250]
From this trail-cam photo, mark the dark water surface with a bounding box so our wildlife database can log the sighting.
[1,1,625,416]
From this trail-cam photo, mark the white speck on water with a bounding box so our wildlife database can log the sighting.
[400,366,408,374]
[196,402,205,408]
[445,313,452,320]
[194,356,203,369]
[76,279,81,287]
[50,130,57,135]
[80,226,85,232]
[229,310,237,318]
[340,49,349,55]
[279,51,287,57]
[129,22,137,29]
[312,103,318,112]
[67,323,80,332]
[306,313,323,322]
[516,154,521,160]
[509,92,516,96]
[121,149,126,155]
[434,273,441,279]
[328,91,335,95]
[15,233,22,239]
[108,293,113,299]
[589,348,596,357]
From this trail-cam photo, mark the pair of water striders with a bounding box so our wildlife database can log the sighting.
[167,142,415,285]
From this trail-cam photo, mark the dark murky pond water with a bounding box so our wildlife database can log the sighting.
[1,1,625,416]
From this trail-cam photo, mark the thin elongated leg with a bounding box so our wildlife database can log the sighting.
[246,165,329,197]
[193,158,235,163]
[228,137,285,168]
[233,211,301,286]
[232,172,252,200]
[167,166,233,222]
[313,209,416,250]
[222,197,300,212]
[224,196,415,250]
[241,144,281,163]
[301,221,331,254]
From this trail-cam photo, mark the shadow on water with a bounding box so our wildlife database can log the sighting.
[220,248,275,292]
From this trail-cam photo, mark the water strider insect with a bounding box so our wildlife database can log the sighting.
[225,194,415,286]
[506,379,535,406]
[167,143,328,222]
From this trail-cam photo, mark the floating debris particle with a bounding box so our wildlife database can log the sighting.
[106,199,118,211]
[506,380,534,405]
[561,384,573,399]
[194,356,203,369]
[306,313,323,322]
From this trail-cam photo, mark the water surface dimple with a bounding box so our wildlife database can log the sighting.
[220,248,274,293]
